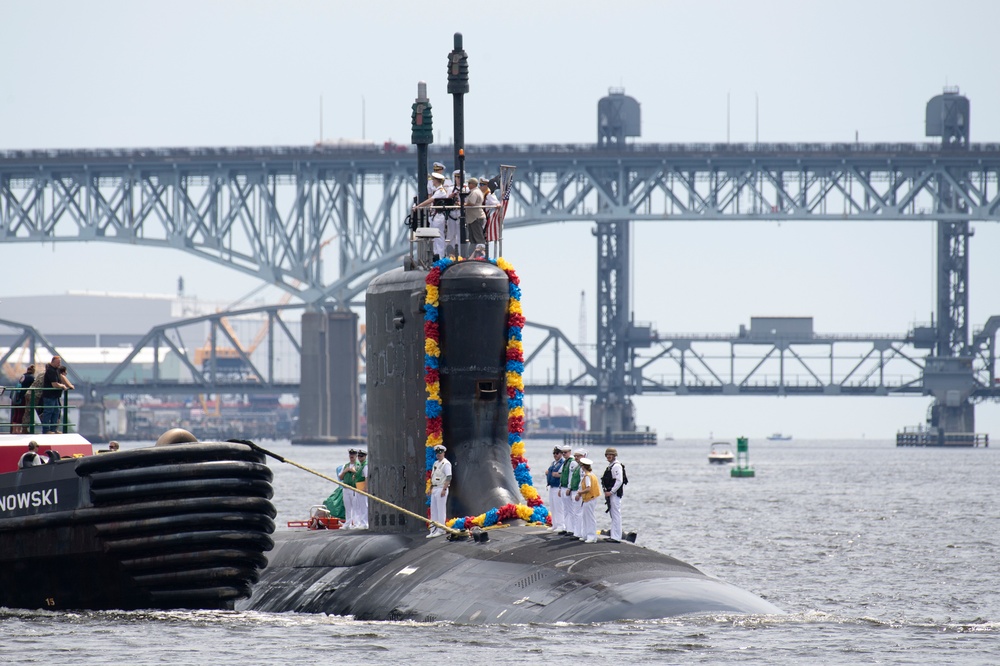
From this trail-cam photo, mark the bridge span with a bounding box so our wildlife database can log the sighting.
[3,91,1000,441]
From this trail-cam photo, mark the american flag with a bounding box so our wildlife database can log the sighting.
[485,165,516,242]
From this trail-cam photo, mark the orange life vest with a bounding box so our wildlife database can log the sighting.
[581,472,601,501]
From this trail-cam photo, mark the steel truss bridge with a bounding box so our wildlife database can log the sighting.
[4,141,1000,419]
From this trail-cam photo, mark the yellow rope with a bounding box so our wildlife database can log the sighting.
[243,442,462,536]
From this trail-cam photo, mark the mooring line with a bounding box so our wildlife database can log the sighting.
[234,440,462,536]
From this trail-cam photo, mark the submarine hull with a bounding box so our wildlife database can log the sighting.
[237,526,780,623]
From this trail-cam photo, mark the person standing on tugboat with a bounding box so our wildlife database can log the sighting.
[41,356,71,434]
[10,364,34,434]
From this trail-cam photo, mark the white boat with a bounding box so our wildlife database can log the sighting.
[766,433,792,441]
[708,442,735,464]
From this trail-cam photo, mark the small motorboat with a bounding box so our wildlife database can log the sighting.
[766,433,792,441]
[708,442,735,464]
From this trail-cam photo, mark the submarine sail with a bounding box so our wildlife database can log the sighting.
[238,33,781,622]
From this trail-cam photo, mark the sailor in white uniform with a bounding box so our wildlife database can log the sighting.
[427,161,447,194]
[354,450,369,529]
[602,447,625,542]
[575,457,599,543]
[567,448,587,539]
[416,172,450,257]
[545,446,565,531]
[428,444,452,537]
[555,444,574,533]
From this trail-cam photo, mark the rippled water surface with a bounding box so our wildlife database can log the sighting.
[2,437,996,665]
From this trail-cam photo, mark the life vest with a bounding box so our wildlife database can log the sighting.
[602,461,626,498]
[569,465,582,491]
[355,460,368,492]
[342,464,358,488]
[546,459,563,487]
[581,472,602,502]
[559,458,574,488]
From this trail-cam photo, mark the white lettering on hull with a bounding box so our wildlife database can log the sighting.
[0,487,59,513]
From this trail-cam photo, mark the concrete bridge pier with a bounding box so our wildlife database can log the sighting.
[78,397,107,443]
[294,310,364,445]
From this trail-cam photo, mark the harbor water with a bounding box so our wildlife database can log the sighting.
[1,437,996,664]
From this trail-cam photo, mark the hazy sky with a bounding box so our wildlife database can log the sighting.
[4,0,1000,439]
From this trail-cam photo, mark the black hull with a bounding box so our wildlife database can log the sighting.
[0,442,276,611]
[238,526,780,623]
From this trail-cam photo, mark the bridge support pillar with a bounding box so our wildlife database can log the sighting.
[78,400,106,442]
[294,310,363,445]
[592,219,644,438]
[590,397,635,434]
[929,401,975,435]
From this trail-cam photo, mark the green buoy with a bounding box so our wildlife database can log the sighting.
[731,436,755,478]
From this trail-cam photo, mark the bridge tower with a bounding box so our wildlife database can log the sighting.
[598,88,641,148]
[924,88,976,436]
[590,90,645,435]
[295,309,363,445]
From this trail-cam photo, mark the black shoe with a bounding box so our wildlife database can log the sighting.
[602,537,619,543]
[558,530,570,535]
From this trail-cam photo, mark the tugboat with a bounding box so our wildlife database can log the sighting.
[236,34,781,623]
[0,393,276,611]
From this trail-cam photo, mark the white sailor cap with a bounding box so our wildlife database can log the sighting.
[579,457,593,467]
[573,448,587,457]
[432,162,445,170]
[430,172,445,181]
[434,444,447,452]
[559,445,572,452]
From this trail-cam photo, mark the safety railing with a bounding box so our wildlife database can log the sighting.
[408,202,504,266]
[2,386,75,435]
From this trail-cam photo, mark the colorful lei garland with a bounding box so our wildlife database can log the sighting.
[423,256,550,530]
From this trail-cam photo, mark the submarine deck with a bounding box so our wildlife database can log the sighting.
[239,525,780,623]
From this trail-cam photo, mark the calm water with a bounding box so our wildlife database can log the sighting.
[2,437,997,665]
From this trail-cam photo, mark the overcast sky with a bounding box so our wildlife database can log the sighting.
[4,0,1000,439]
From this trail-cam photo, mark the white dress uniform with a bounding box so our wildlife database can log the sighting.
[429,185,451,257]
[354,459,369,529]
[605,458,625,542]
[562,457,581,536]
[429,452,452,537]
[577,465,598,543]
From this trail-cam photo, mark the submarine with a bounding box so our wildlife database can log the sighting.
[236,34,780,623]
